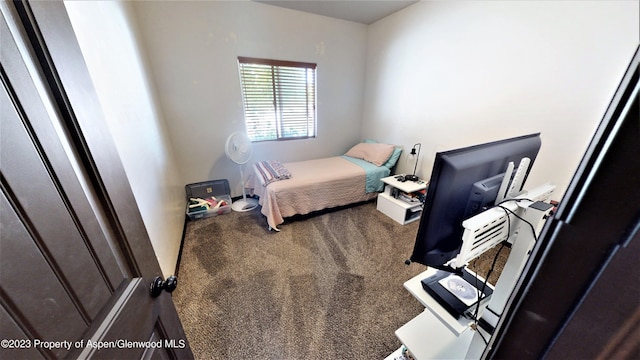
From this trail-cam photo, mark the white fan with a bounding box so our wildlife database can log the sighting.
[225,132,259,212]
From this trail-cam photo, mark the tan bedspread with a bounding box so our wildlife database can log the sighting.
[252,157,378,230]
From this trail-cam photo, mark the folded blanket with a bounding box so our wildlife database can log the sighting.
[254,160,291,186]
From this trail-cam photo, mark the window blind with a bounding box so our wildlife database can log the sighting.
[238,57,317,142]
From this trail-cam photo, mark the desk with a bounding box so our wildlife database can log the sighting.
[393,268,492,359]
[390,188,554,359]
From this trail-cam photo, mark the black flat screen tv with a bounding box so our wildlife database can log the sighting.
[410,133,542,268]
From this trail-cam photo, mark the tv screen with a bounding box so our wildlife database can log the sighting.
[410,133,542,268]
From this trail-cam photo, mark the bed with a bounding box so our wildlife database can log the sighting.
[252,142,402,231]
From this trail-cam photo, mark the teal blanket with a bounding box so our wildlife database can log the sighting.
[341,155,390,193]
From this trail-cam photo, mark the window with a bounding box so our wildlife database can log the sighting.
[238,57,317,142]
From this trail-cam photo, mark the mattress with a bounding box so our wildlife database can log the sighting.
[252,156,388,230]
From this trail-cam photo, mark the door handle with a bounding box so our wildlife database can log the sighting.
[149,275,178,297]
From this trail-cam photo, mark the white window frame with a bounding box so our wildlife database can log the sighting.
[237,57,317,142]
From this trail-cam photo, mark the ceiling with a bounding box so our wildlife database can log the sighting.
[253,0,419,24]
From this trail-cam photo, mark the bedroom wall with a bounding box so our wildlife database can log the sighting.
[130,1,368,196]
[362,0,639,198]
[65,1,185,277]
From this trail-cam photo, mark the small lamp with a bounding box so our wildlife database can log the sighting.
[404,143,421,182]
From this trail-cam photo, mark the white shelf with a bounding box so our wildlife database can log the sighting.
[395,309,476,360]
[384,346,405,360]
[376,175,426,225]
[377,193,422,224]
[390,268,494,359]
[379,191,421,209]
[403,268,476,335]
[381,175,427,193]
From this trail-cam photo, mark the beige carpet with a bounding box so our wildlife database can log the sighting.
[173,200,507,359]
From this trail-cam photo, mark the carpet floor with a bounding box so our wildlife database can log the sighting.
[173,200,507,359]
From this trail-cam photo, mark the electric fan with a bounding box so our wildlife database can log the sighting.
[224,132,259,212]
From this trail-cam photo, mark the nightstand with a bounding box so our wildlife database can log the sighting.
[377,175,427,225]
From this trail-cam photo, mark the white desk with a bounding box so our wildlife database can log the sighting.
[395,310,476,359]
[390,189,554,359]
[394,268,492,359]
[402,268,480,335]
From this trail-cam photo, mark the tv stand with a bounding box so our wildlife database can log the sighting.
[421,268,494,320]
[384,267,492,360]
[388,189,555,359]
[406,267,493,334]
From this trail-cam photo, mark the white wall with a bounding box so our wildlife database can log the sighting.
[130,1,368,196]
[65,1,185,277]
[62,0,638,265]
[363,0,639,197]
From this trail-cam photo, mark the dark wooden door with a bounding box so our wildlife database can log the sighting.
[1,1,193,359]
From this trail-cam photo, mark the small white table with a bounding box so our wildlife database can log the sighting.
[376,175,427,225]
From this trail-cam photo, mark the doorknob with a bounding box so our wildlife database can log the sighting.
[150,275,178,297]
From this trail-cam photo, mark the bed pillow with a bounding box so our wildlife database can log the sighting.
[362,139,402,168]
[345,143,395,167]
[383,147,403,169]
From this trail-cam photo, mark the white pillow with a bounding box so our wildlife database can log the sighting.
[345,143,395,166]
